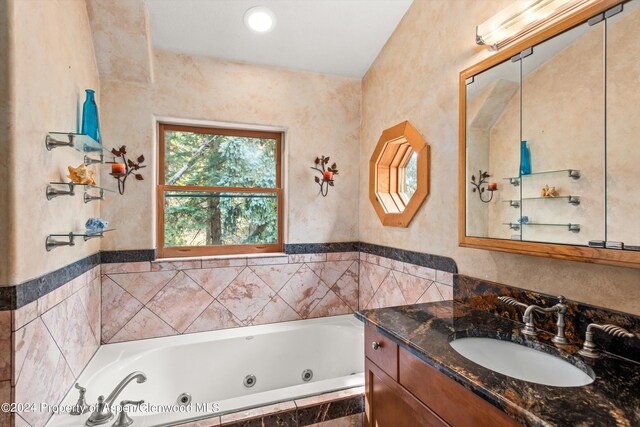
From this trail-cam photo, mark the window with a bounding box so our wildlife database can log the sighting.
[158,123,283,257]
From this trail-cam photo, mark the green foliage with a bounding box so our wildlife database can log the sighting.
[163,131,278,247]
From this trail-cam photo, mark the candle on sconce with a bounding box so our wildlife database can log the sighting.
[111,163,126,175]
[487,182,498,191]
[323,171,334,181]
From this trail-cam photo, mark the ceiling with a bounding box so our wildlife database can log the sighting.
[147,0,414,78]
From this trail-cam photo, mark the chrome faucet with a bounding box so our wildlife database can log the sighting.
[498,295,569,344]
[85,371,147,426]
[578,323,636,359]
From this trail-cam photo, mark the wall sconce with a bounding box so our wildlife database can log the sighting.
[311,156,338,197]
[470,170,497,203]
[109,145,146,195]
[476,0,590,50]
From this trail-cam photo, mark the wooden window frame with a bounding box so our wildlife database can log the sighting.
[157,123,284,258]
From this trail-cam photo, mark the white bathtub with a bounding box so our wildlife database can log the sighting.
[47,315,364,427]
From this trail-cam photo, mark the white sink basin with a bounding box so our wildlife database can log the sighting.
[449,337,594,387]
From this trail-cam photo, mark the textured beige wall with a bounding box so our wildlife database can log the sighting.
[360,0,640,315]
[99,51,361,250]
[7,0,101,285]
[0,0,13,286]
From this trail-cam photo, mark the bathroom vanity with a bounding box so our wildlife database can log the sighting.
[356,280,640,426]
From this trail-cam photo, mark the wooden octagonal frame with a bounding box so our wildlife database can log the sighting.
[369,121,430,227]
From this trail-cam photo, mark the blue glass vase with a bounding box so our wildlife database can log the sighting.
[520,140,531,175]
[81,89,101,144]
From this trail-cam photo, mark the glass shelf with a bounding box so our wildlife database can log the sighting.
[522,195,580,205]
[504,169,581,186]
[46,229,115,251]
[46,182,115,203]
[503,223,580,232]
[45,132,116,164]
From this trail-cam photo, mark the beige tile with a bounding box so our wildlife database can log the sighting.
[88,265,101,283]
[202,258,247,268]
[278,265,330,318]
[110,308,178,343]
[288,253,327,263]
[403,263,436,281]
[358,262,390,309]
[12,300,37,331]
[332,261,359,310]
[109,270,177,304]
[37,280,74,316]
[295,386,365,408]
[307,261,353,287]
[185,301,243,334]
[101,276,143,342]
[307,413,363,427]
[13,318,75,426]
[250,296,300,326]
[220,401,296,425]
[152,260,202,271]
[147,272,213,333]
[417,283,445,304]
[326,252,360,261]
[14,414,31,427]
[185,267,244,298]
[0,311,10,381]
[392,271,433,304]
[246,256,289,266]
[308,289,352,318]
[436,270,454,286]
[217,268,274,324]
[373,272,406,308]
[377,256,404,272]
[250,263,302,292]
[41,293,99,377]
[101,262,151,275]
[79,277,102,342]
[175,416,221,426]
[435,282,453,300]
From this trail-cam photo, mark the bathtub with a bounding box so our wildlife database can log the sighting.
[47,315,364,427]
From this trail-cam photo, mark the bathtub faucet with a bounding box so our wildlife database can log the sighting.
[85,371,147,426]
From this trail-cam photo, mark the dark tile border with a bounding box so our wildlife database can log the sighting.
[359,242,458,273]
[455,274,640,363]
[101,249,156,263]
[285,242,359,254]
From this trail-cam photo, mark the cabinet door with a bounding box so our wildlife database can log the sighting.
[365,358,447,427]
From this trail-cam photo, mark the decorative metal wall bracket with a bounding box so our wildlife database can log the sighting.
[46,182,111,203]
[311,156,338,197]
[109,146,146,195]
[83,189,105,203]
[45,134,74,150]
[45,229,112,251]
[84,153,105,166]
[46,182,75,200]
[46,233,76,251]
[470,170,497,203]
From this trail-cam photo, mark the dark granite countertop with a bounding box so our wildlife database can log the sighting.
[355,301,640,427]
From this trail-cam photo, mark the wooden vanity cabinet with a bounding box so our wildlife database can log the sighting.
[364,324,520,427]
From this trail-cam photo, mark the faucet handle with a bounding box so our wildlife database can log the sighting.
[498,296,528,310]
[112,400,144,427]
[69,383,90,415]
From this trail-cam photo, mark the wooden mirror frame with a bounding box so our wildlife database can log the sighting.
[370,121,430,227]
[457,0,640,268]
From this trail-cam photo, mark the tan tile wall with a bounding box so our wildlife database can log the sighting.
[101,253,361,344]
[9,266,101,427]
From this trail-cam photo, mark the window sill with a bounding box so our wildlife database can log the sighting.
[155,252,287,263]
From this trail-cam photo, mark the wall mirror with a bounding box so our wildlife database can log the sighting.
[459,0,640,268]
[370,121,430,227]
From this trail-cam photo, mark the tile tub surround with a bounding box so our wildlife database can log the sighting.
[173,386,364,427]
[356,301,640,427]
[9,266,101,427]
[100,248,456,344]
[101,253,361,344]
[454,274,640,363]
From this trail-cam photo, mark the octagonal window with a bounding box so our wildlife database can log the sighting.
[369,121,430,227]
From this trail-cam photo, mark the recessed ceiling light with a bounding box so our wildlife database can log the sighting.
[244,6,276,33]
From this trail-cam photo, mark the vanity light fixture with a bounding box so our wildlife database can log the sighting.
[476,0,591,50]
[244,6,276,33]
